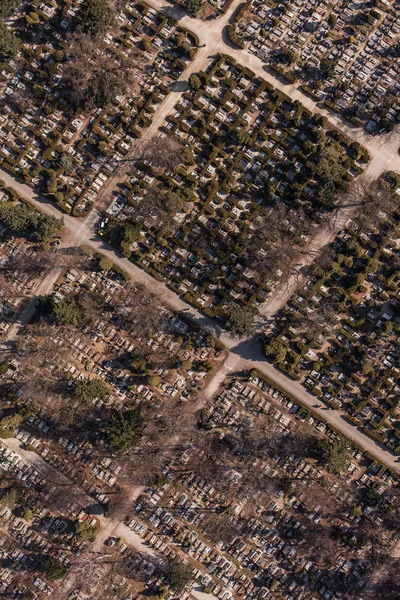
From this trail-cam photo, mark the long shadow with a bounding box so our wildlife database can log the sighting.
[221,25,245,50]
[156,4,188,22]
[169,80,190,93]
[340,414,400,460]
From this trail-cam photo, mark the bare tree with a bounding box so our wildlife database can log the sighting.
[247,205,315,285]
[336,177,397,230]
[136,187,184,227]
[297,521,338,566]
[304,244,336,280]
[116,282,162,338]
[3,247,85,277]
[140,136,183,173]
[363,559,400,599]
[61,30,140,111]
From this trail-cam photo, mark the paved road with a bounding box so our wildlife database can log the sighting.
[1,0,400,473]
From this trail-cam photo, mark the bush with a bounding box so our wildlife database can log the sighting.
[147,374,161,387]
[0,362,8,375]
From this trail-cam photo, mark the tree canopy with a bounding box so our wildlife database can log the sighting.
[75,520,99,541]
[78,0,113,35]
[45,557,68,581]
[53,297,82,326]
[105,409,142,453]
[0,0,20,18]
[0,203,63,242]
[166,559,193,591]
[73,378,109,403]
[0,22,18,58]
[225,304,256,337]
[312,436,349,474]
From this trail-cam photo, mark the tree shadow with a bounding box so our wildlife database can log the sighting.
[169,80,190,93]
[156,4,188,22]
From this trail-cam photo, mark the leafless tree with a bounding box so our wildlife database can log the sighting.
[336,177,397,230]
[298,521,338,566]
[363,559,400,600]
[201,512,239,545]
[2,247,85,277]
[116,282,162,338]
[304,244,336,280]
[71,549,114,585]
[140,136,183,173]
[15,322,71,368]
[135,187,184,227]
[247,205,315,285]
[61,30,140,111]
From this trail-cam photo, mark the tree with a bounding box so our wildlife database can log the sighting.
[98,256,113,272]
[0,203,31,233]
[147,374,161,387]
[73,378,109,403]
[0,21,18,58]
[75,520,99,542]
[137,188,184,227]
[312,436,349,474]
[45,557,68,581]
[131,355,148,374]
[141,136,183,173]
[78,0,113,35]
[315,143,348,206]
[166,559,193,592]
[105,409,142,452]
[22,507,33,520]
[336,177,397,229]
[0,0,20,18]
[225,304,256,337]
[0,203,62,242]
[328,13,337,27]
[364,561,400,600]
[247,205,313,285]
[116,282,161,338]
[265,337,287,363]
[319,57,337,79]
[30,213,63,242]
[53,297,82,326]
[61,31,135,111]
[181,360,193,371]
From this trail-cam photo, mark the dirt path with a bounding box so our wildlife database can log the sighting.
[1,0,400,473]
